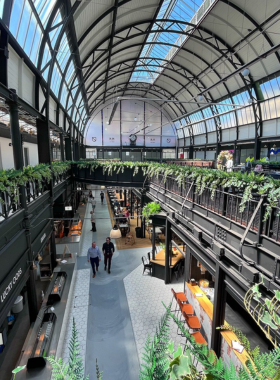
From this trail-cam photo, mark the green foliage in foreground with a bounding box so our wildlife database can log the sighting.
[139,304,280,380]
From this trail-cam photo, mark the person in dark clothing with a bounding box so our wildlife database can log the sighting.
[100,191,104,204]
[102,237,115,274]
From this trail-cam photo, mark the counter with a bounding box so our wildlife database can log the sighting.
[15,254,77,380]
[185,283,250,371]
[150,247,184,280]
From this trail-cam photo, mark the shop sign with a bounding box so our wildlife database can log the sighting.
[65,206,72,211]
[40,233,46,243]
[0,268,22,303]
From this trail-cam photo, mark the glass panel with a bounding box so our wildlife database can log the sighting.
[60,83,68,108]
[34,0,56,27]
[16,0,31,46]
[30,24,42,64]
[10,0,24,37]
[51,63,61,96]
[49,11,62,48]
[0,0,4,19]
[57,33,70,71]
[66,60,75,84]
[24,13,37,56]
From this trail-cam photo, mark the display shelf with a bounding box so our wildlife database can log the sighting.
[39,256,52,281]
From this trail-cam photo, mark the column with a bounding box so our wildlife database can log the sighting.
[211,262,226,355]
[9,90,24,170]
[74,141,80,161]
[184,246,191,293]
[140,190,145,238]
[50,230,57,270]
[152,224,156,260]
[65,136,72,160]
[189,145,194,159]
[130,189,133,216]
[36,118,52,164]
[165,218,171,284]
[60,134,65,161]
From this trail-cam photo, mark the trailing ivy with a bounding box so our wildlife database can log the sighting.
[2,159,280,222]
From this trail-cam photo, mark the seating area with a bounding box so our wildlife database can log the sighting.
[171,288,207,346]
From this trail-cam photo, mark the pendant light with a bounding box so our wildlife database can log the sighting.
[110,225,122,239]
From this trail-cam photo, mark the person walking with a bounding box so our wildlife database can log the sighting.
[87,242,101,278]
[100,191,104,204]
[91,196,96,211]
[102,237,115,274]
[90,211,96,232]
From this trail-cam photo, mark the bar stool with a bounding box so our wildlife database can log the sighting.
[190,331,207,345]
[171,288,187,313]
[178,300,193,317]
[182,311,201,331]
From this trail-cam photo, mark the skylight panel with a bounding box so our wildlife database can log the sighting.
[130,0,208,84]
[33,0,56,28]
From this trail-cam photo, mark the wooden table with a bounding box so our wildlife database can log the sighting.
[150,247,184,281]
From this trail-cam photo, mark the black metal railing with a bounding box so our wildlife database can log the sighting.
[0,189,20,220]
[150,175,262,234]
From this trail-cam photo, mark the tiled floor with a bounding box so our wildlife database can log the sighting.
[61,190,187,380]
[124,265,186,361]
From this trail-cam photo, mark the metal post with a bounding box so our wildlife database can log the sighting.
[152,224,156,260]
[189,145,194,159]
[37,118,52,164]
[60,134,65,161]
[65,136,72,160]
[130,189,133,216]
[140,189,145,238]
[211,262,226,355]
[50,229,57,270]
[0,29,9,87]
[9,91,24,170]
[165,218,171,284]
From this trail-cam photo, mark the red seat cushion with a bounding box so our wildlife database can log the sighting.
[186,316,201,329]
[181,304,193,316]
[176,292,187,302]
[191,331,207,345]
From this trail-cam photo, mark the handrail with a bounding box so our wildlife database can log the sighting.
[180,181,194,214]
[239,195,265,261]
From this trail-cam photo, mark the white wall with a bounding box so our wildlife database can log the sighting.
[0,137,14,170]
[0,137,38,170]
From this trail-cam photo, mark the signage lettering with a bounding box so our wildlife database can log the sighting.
[41,233,46,243]
[0,268,22,303]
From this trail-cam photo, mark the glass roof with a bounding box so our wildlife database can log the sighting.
[130,0,205,83]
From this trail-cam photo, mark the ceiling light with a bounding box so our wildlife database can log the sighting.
[242,68,250,77]
[197,95,204,102]
[110,225,122,239]
[106,121,109,125]
[134,117,137,121]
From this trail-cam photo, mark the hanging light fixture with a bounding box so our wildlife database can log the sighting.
[110,225,122,239]
[242,68,250,77]
[134,117,137,121]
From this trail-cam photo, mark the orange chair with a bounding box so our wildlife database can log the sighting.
[171,288,187,313]
[190,331,207,345]
[178,299,193,316]
[182,311,201,331]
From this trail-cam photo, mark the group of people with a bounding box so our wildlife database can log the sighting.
[87,238,115,277]
[87,189,115,277]
[88,190,105,232]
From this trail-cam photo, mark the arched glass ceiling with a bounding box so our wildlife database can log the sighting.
[130,0,205,83]
[3,0,88,131]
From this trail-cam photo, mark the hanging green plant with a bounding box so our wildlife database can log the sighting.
[142,202,161,221]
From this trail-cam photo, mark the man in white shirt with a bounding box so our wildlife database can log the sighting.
[87,242,102,278]
[90,211,96,231]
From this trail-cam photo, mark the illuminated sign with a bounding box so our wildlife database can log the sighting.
[0,268,22,303]
[65,206,72,211]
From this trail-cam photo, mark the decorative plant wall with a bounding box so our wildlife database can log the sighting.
[244,276,280,348]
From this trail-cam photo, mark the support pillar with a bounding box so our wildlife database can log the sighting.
[9,91,24,170]
[188,145,194,159]
[152,224,156,260]
[65,136,72,161]
[36,119,52,164]
[74,141,80,161]
[60,134,65,161]
[140,189,145,238]
[211,263,226,355]
[50,230,57,270]
[165,218,171,284]
[0,29,9,87]
[130,189,133,216]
